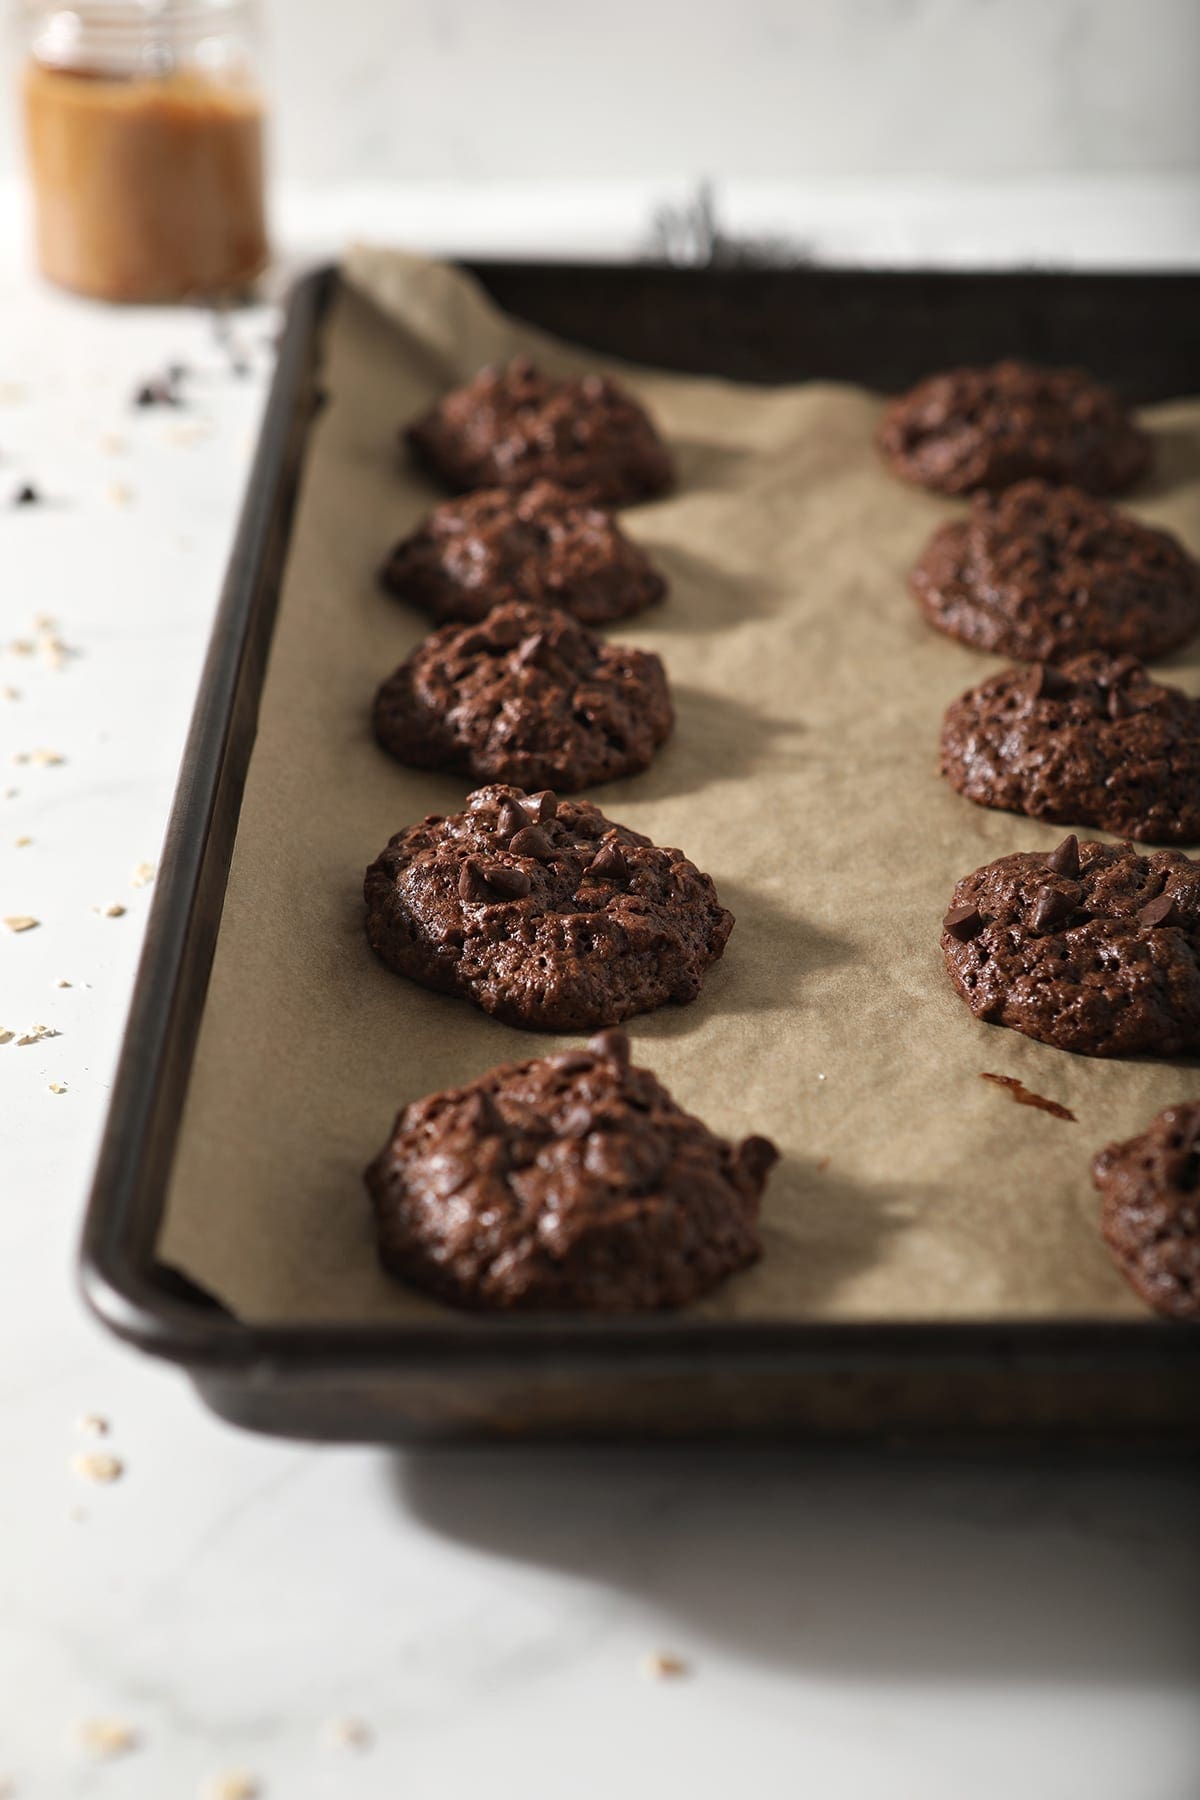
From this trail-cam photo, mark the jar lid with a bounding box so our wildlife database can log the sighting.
[27,1,250,77]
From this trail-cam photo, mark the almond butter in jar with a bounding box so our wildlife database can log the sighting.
[20,1,269,302]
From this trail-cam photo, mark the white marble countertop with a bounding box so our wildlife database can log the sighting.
[2,183,1199,1799]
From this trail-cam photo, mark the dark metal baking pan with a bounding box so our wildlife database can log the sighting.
[80,260,1200,1444]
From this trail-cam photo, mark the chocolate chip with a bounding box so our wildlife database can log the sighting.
[459,1089,498,1132]
[509,825,554,860]
[559,1103,595,1138]
[1028,663,1074,701]
[943,904,986,942]
[513,632,550,669]
[589,840,631,883]
[1139,891,1182,928]
[738,1135,779,1181]
[133,377,179,409]
[589,1028,631,1065]
[1107,685,1129,721]
[496,799,527,839]
[12,483,39,506]
[546,1050,594,1073]
[478,861,531,899]
[1045,833,1081,880]
[521,789,558,824]
[1031,884,1078,934]
[458,860,486,902]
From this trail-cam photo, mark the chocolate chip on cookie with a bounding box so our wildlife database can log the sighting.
[379,480,668,627]
[941,838,1200,1057]
[940,651,1200,842]
[364,1028,777,1310]
[364,784,733,1032]
[877,361,1151,496]
[405,357,675,506]
[910,481,1200,662]
[1092,1103,1200,1319]
[372,601,673,792]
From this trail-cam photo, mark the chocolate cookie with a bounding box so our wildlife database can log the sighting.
[364,1028,777,1311]
[941,836,1200,1057]
[372,601,673,793]
[364,784,733,1032]
[405,358,675,506]
[379,481,667,627]
[1092,1103,1200,1319]
[911,481,1200,663]
[940,652,1200,843]
[877,361,1151,496]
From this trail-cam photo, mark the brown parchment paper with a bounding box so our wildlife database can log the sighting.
[159,248,1200,1325]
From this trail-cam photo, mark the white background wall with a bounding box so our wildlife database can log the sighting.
[3,0,1200,185]
[262,0,1200,183]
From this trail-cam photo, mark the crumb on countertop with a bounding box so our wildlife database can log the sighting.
[71,1451,124,1485]
[75,1718,138,1759]
[640,1651,689,1681]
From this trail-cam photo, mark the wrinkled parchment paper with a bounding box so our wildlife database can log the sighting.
[159,248,1200,1324]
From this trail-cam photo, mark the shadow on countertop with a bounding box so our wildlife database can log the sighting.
[385,1442,1200,1686]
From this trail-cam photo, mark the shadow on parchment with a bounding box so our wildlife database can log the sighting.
[630,878,852,1045]
[638,541,787,633]
[599,682,802,807]
[665,435,751,495]
[1134,416,1200,504]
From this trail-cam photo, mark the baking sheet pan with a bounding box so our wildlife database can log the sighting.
[80,256,1200,1443]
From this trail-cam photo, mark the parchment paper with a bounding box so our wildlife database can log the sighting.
[159,247,1200,1325]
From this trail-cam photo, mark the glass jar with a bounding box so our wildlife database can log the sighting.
[19,1,269,302]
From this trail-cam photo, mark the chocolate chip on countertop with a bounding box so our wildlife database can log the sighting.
[12,483,40,506]
[943,904,986,942]
[1045,834,1081,880]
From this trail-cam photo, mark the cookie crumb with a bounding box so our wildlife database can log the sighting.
[14,835,32,847]
[49,1082,67,1095]
[3,915,39,933]
[641,1651,689,1681]
[16,1025,58,1046]
[321,1716,372,1751]
[71,1451,124,1485]
[202,1773,261,1800]
[130,861,156,888]
[0,1029,12,1045]
[105,482,135,507]
[75,1718,138,1759]
[77,1413,110,1436]
[1,687,20,701]
[31,748,64,766]
[54,977,72,988]
[96,903,126,919]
